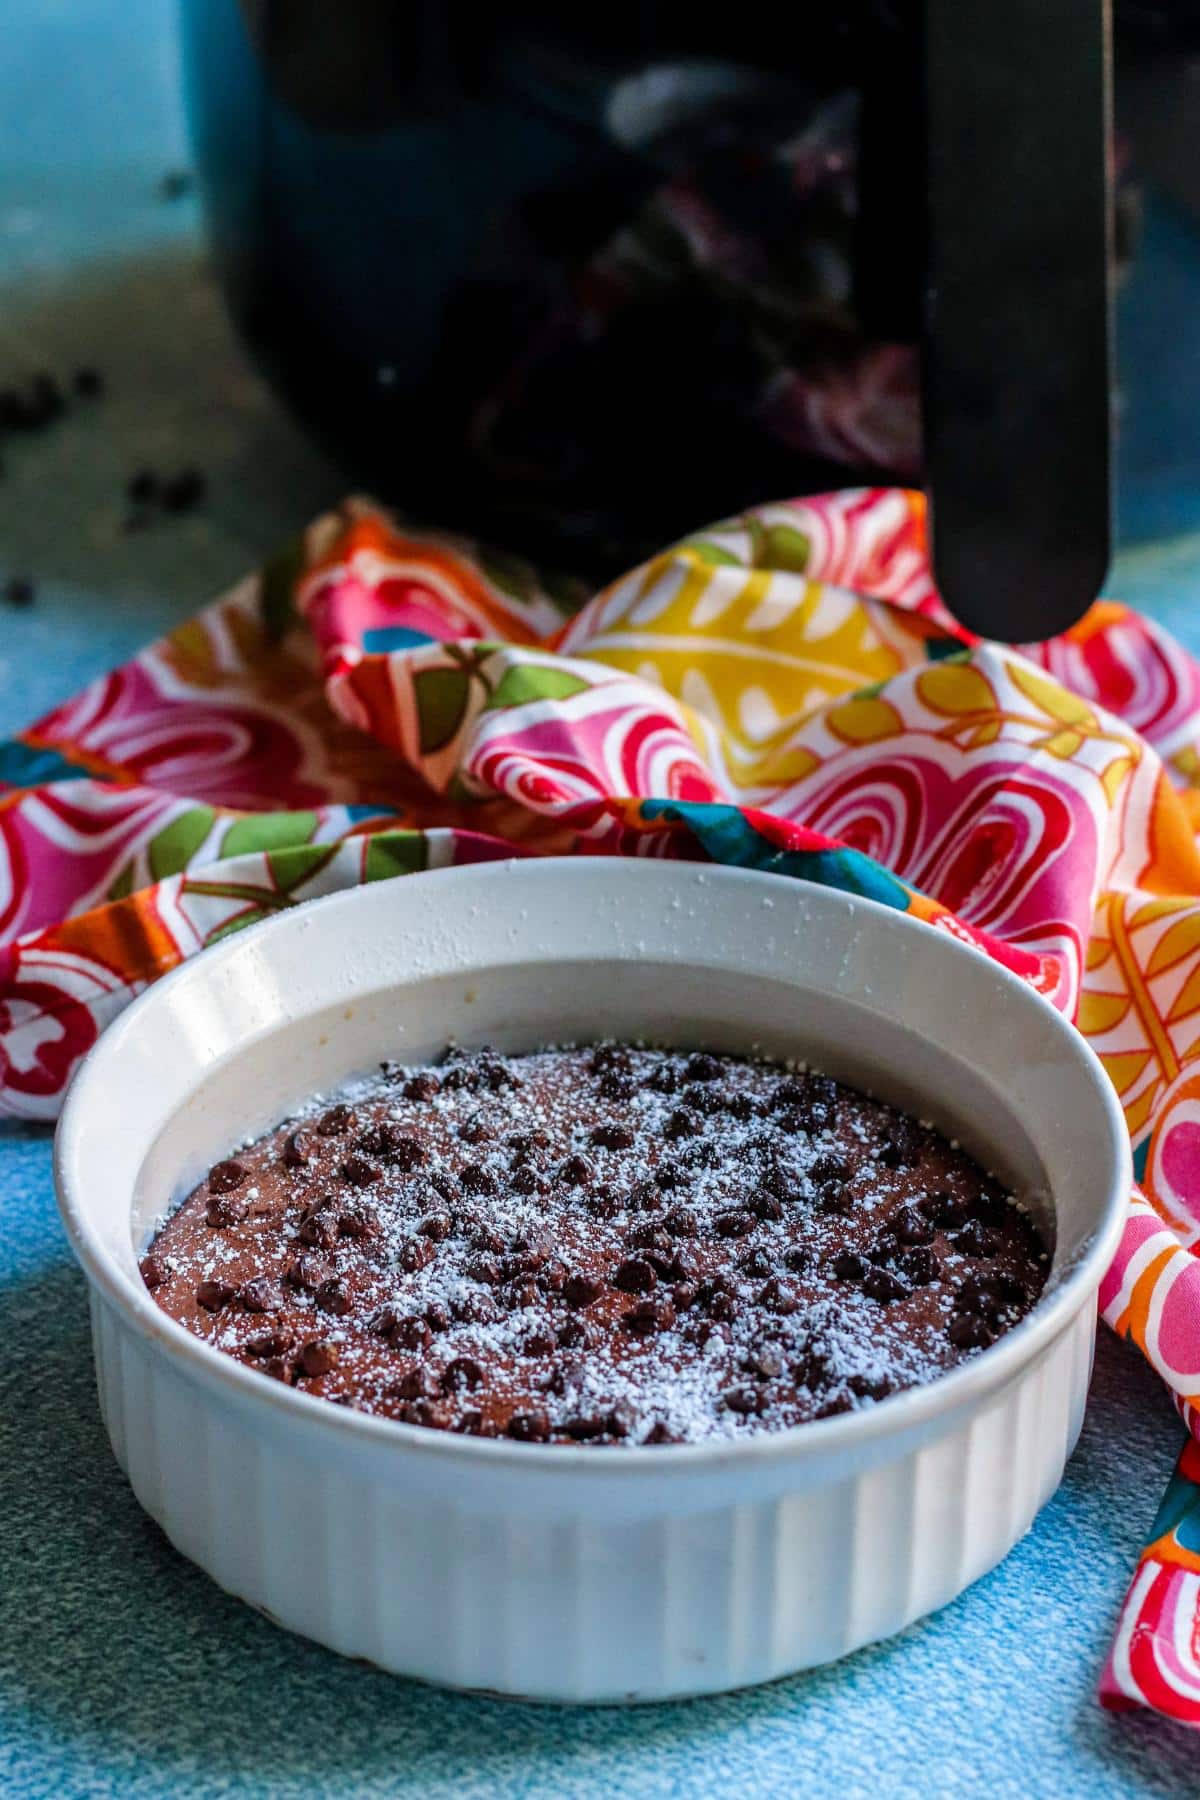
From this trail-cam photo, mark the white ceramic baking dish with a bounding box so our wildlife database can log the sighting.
[55,858,1129,1703]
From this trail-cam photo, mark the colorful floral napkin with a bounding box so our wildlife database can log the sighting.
[5,485,1200,1722]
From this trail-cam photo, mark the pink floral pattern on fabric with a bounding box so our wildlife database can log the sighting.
[9,485,1200,1722]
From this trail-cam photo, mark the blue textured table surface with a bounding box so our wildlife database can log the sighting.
[4,6,1200,1795]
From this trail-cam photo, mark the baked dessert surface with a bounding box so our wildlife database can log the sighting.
[143,1045,1048,1445]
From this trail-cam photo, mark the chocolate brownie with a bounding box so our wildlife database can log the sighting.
[143,1045,1049,1445]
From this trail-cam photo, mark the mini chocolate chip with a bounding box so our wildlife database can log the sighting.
[557,1153,594,1187]
[654,1159,689,1191]
[624,1298,676,1335]
[672,1280,699,1310]
[402,1071,440,1101]
[862,1266,911,1303]
[591,1043,633,1074]
[627,1220,672,1254]
[510,1165,543,1195]
[628,1178,661,1208]
[138,1254,166,1290]
[752,1190,783,1222]
[784,1247,812,1274]
[739,1246,775,1279]
[195,1280,234,1312]
[283,1131,312,1169]
[240,1276,284,1314]
[285,1254,334,1291]
[460,1163,496,1195]
[662,1205,697,1237]
[470,1255,503,1286]
[457,1117,493,1145]
[521,1326,557,1357]
[317,1104,356,1137]
[539,1260,568,1294]
[507,1410,551,1442]
[206,1193,248,1228]
[678,1081,720,1115]
[598,1071,636,1101]
[664,1107,701,1140]
[245,1330,290,1359]
[208,1158,247,1194]
[561,1412,609,1440]
[708,1292,738,1323]
[772,1079,807,1112]
[399,1398,453,1429]
[613,1257,656,1293]
[591,1121,635,1150]
[368,1306,399,1338]
[893,1205,934,1246]
[262,1357,295,1384]
[953,1220,999,1258]
[337,1206,379,1241]
[297,1339,338,1378]
[392,1315,434,1351]
[954,1275,1004,1317]
[727,1092,758,1121]
[607,1403,635,1440]
[452,1292,500,1326]
[400,1237,436,1273]
[298,1213,338,1250]
[683,1140,722,1169]
[685,1051,722,1082]
[391,1134,428,1171]
[557,1315,601,1349]
[395,1366,440,1401]
[948,1313,995,1350]
[879,1116,920,1168]
[453,1410,495,1436]
[424,1302,451,1333]
[340,1155,379,1189]
[809,1152,849,1189]
[418,1213,453,1241]
[848,1371,896,1401]
[644,1421,682,1444]
[722,1385,764,1415]
[832,1250,867,1282]
[645,1062,678,1093]
[797,1074,838,1132]
[469,1223,505,1254]
[442,1356,484,1393]
[357,1121,398,1159]
[564,1272,603,1307]
[504,1278,540,1310]
[899,1245,940,1286]
[315,1279,352,1316]
[971,1188,1010,1226]
[715,1208,755,1238]
[758,1277,801,1315]
[745,1343,785,1380]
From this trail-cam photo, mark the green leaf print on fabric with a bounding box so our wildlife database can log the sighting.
[259,533,307,644]
[148,806,217,880]
[222,810,319,858]
[413,667,472,754]
[485,663,591,711]
[363,831,430,883]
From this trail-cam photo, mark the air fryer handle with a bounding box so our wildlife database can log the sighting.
[922,0,1114,641]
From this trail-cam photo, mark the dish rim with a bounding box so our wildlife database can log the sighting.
[54,857,1132,1475]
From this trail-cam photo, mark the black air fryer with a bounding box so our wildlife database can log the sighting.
[182,1,1194,638]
